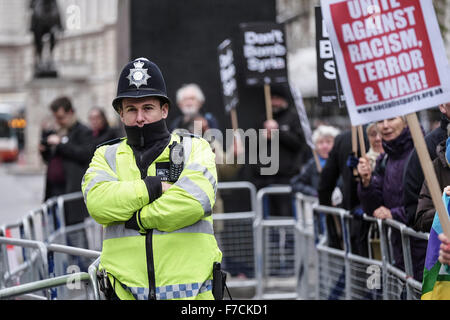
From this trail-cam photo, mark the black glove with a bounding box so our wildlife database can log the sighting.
[351,206,365,220]
[125,211,141,231]
[346,152,359,170]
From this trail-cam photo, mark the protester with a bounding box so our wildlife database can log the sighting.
[82,58,222,300]
[357,116,426,281]
[365,122,384,171]
[415,133,450,232]
[252,84,310,217]
[39,96,93,269]
[318,128,370,256]
[88,106,120,147]
[39,96,92,223]
[169,83,219,132]
[290,124,340,198]
[404,103,450,229]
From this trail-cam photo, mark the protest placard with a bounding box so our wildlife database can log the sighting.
[218,39,240,130]
[239,22,288,87]
[321,0,450,126]
[315,6,345,107]
[218,39,239,114]
[321,0,450,236]
[239,22,289,120]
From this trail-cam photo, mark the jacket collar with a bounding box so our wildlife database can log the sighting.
[382,126,413,158]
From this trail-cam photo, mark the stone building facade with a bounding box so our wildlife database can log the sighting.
[0,0,119,168]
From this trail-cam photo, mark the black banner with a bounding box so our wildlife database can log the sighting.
[218,39,239,113]
[239,22,288,86]
[315,6,345,107]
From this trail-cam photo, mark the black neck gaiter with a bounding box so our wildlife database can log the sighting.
[125,119,171,178]
[125,119,170,149]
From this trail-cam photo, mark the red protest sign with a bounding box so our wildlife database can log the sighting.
[321,0,450,125]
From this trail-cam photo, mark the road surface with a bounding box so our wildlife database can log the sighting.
[0,162,45,226]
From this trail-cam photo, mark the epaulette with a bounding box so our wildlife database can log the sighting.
[175,131,201,139]
[96,137,125,149]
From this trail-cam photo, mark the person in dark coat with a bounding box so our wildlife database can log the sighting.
[357,116,425,281]
[39,96,93,270]
[252,84,311,217]
[291,124,340,197]
[404,103,450,228]
[88,106,120,147]
[39,97,93,225]
[415,135,450,232]
[318,128,370,256]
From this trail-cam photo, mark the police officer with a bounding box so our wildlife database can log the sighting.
[82,58,223,300]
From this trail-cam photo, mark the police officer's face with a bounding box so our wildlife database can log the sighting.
[120,97,168,127]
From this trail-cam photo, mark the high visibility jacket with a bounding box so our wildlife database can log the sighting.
[82,133,222,300]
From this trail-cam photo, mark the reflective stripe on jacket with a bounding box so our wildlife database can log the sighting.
[82,133,222,300]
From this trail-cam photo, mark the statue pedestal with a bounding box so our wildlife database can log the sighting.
[20,77,91,173]
[34,60,58,78]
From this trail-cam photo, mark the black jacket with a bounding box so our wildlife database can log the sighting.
[414,139,450,232]
[91,125,120,150]
[41,121,93,225]
[403,114,449,227]
[290,157,321,197]
[252,106,310,189]
[318,129,367,211]
[317,128,369,256]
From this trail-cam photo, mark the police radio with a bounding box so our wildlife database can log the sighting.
[169,142,184,182]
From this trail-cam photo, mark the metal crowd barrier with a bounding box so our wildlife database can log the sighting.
[1,183,260,300]
[0,192,102,300]
[294,192,318,300]
[380,218,429,300]
[305,198,430,300]
[0,235,101,300]
[254,185,298,300]
[212,181,258,298]
[1,183,432,300]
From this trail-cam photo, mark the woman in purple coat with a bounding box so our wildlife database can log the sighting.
[357,116,415,276]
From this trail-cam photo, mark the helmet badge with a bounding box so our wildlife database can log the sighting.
[126,60,151,88]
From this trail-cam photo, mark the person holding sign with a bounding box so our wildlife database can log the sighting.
[318,128,370,255]
[253,84,310,217]
[416,133,450,233]
[405,103,450,230]
[357,116,420,277]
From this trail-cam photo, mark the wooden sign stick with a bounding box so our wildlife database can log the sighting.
[230,108,239,132]
[406,112,450,238]
[264,84,273,121]
[357,125,366,158]
[313,149,322,173]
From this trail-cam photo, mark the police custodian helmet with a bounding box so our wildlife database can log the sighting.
[112,57,171,112]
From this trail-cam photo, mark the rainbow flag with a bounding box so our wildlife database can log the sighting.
[421,193,450,300]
